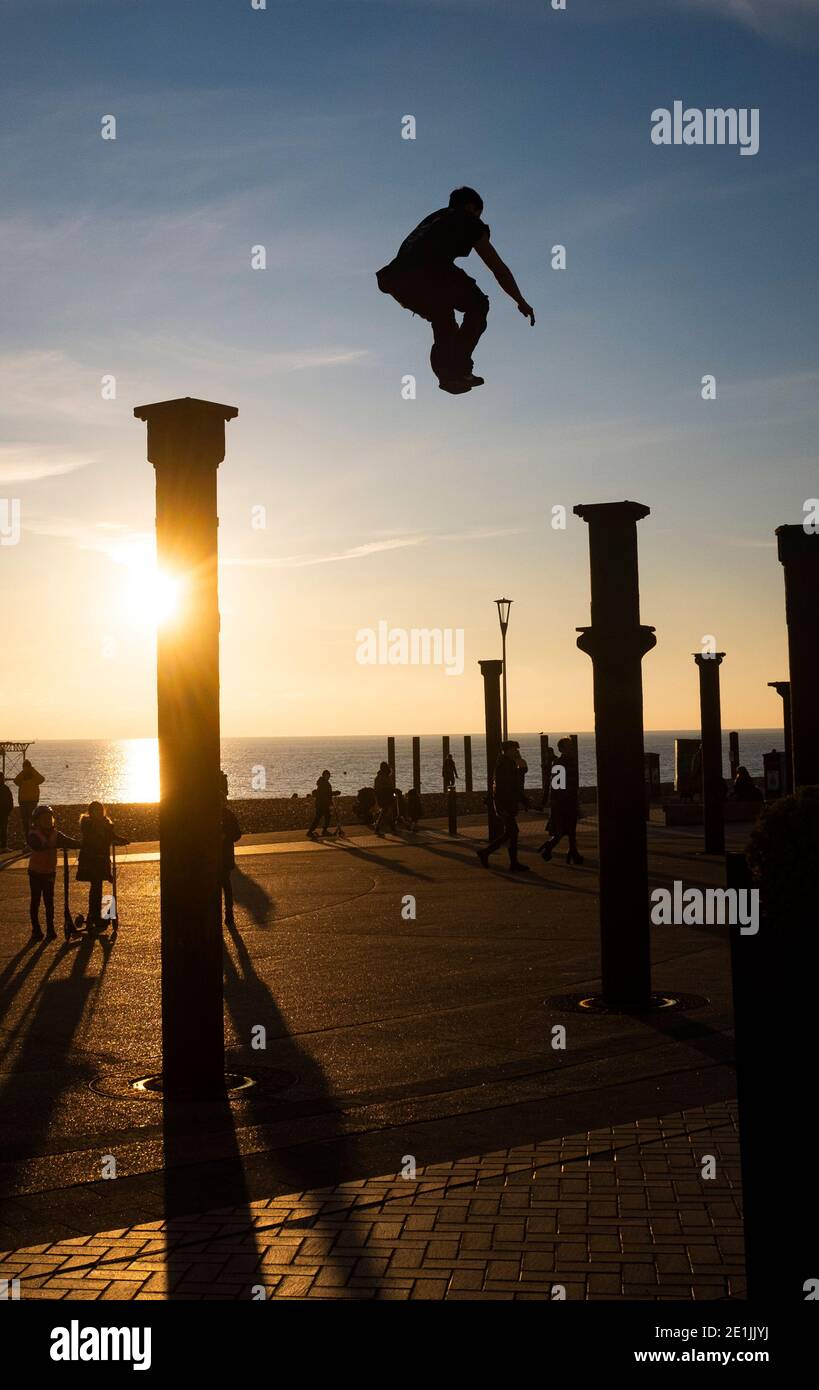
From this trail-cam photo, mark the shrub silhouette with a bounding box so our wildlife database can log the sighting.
[745,785,819,927]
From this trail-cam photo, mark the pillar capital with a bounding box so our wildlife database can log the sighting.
[694,652,726,667]
[767,680,789,695]
[134,396,238,471]
[479,659,503,678]
[573,500,651,525]
[577,625,656,662]
[776,524,819,566]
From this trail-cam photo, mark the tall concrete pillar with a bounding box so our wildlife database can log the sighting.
[767,681,794,795]
[479,661,503,837]
[574,501,655,1011]
[412,736,421,792]
[776,525,819,788]
[694,653,726,855]
[463,735,473,793]
[387,736,396,778]
[134,396,238,1100]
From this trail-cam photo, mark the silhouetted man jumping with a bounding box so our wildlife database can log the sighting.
[376,186,535,395]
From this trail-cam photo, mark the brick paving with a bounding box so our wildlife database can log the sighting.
[0,1099,744,1301]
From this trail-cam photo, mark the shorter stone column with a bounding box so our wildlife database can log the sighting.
[767,680,794,795]
[479,661,503,837]
[694,653,726,855]
[412,736,421,792]
[463,735,473,793]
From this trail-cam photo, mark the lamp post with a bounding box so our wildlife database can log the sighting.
[495,598,512,743]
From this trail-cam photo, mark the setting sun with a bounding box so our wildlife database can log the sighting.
[113,536,183,630]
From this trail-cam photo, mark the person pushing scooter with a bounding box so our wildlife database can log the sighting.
[27,806,80,942]
[76,801,129,932]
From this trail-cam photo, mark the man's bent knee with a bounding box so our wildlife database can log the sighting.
[466,289,490,324]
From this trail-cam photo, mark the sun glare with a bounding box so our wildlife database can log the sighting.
[114,537,183,631]
[146,567,183,626]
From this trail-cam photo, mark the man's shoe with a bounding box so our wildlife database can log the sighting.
[539,845,553,862]
[477,849,490,868]
[466,374,485,386]
[509,862,531,873]
[438,378,472,395]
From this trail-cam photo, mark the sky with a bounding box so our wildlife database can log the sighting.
[1,0,818,739]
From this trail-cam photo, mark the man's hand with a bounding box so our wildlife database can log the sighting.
[474,237,534,322]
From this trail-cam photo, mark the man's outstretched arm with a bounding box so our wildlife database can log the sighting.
[474,236,535,325]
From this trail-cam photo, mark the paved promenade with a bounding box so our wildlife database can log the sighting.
[1,1099,743,1301]
[0,812,746,1299]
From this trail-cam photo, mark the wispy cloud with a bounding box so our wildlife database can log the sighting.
[0,350,121,427]
[142,336,368,377]
[706,533,778,549]
[676,0,819,42]
[224,525,523,570]
[0,445,95,484]
[224,536,427,569]
[357,0,819,34]
[21,515,155,565]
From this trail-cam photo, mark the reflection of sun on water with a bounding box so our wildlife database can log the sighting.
[114,739,160,802]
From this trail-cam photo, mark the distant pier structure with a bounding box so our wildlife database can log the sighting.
[0,741,32,779]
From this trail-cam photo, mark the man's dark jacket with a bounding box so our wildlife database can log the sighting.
[493,754,524,816]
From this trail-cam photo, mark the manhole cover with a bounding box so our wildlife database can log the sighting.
[545,990,709,1015]
[90,1067,297,1100]
[132,1072,256,1096]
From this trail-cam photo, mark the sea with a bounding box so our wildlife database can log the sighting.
[0,732,785,806]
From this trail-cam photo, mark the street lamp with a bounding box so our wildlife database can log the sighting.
[495,598,512,742]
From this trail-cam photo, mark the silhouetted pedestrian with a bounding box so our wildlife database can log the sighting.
[477,740,530,873]
[221,798,241,928]
[540,737,583,865]
[728,766,763,803]
[0,774,13,850]
[14,759,45,839]
[353,786,377,825]
[406,787,423,832]
[374,761,397,835]
[376,186,534,394]
[307,769,334,837]
[76,801,128,930]
[27,806,80,941]
[442,754,458,791]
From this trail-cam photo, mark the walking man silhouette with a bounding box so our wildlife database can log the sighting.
[477,740,531,874]
[376,187,535,394]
